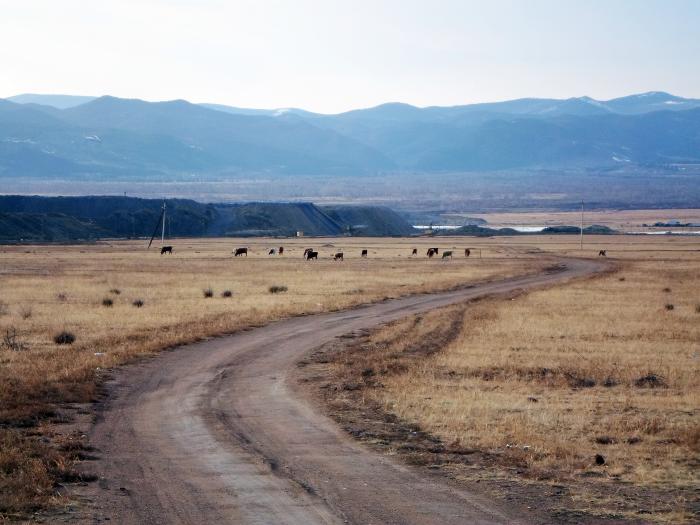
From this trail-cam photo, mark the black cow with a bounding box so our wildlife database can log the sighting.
[464,248,471,257]
[278,246,284,255]
[234,247,248,256]
[306,250,318,260]
[361,249,368,257]
[598,250,607,257]
[160,246,173,255]
[334,252,344,261]
[442,250,453,259]
[268,248,276,255]
[427,248,436,258]
[411,248,418,256]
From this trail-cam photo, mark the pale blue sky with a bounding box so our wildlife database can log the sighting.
[1,0,699,112]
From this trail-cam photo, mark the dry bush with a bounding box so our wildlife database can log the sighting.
[109,288,121,295]
[56,292,67,302]
[53,331,76,345]
[19,306,32,320]
[0,301,9,316]
[203,287,214,298]
[2,327,28,352]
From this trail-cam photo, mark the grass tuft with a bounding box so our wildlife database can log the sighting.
[53,331,76,345]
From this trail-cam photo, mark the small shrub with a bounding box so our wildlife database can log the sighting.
[2,327,28,352]
[221,290,233,298]
[109,288,122,295]
[0,301,9,316]
[102,297,114,307]
[695,303,700,314]
[662,287,671,293]
[664,303,674,311]
[203,288,214,298]
[54,331,76,345]
[132,299,144,308]
[19,306,33,320]
[618,277,625,282]
[57,292,68,302]
[269,285,288,294]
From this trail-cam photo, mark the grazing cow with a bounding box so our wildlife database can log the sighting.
[598,250,607,257]
[442,250,453,260]
[361,249,368,257]
[234,247,248,257]
[268,248,276,256]
[411,248,418,256]
[431,248,439,255]
[306,250,318,260]
[160,246,173,255]
[303,248,314,258]
[334,252,344,261]
[278,246,284,255]
[427,248,436,258]
[464,248,471,257]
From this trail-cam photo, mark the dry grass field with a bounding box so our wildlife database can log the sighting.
[315,236,700,523]
[0,237,538,517]
[472,208,700,232]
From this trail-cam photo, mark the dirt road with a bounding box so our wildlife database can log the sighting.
[75,258,605,524]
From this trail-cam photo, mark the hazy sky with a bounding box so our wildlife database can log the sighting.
[2,0,699,113]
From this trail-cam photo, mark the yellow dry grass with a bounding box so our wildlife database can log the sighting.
[356,238,699,523]
[0,236,536,516]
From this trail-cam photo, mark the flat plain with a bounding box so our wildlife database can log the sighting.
[0,234,698,523]
[0,236,537,517]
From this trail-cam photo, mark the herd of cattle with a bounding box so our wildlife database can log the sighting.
[226,246,471,260]
[161,245,609,258]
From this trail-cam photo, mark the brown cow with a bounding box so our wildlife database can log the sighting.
[278,246,284,255]
[334,252,344,261]
[234,247,248,256]
[464,248,471,257]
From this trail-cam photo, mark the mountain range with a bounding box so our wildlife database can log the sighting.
[2,91,700,179]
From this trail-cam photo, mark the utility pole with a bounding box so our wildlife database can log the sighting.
[580,200,584,250]
[161,201,166,243]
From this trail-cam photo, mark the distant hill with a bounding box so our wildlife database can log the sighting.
[7,93,97,109]
[0,196,416,242]
[2,92,700,178]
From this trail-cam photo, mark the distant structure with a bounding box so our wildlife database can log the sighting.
[296,231,304,237]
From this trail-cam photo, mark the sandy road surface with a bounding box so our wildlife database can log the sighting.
[75,258,605,525]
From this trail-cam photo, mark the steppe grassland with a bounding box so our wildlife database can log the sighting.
[0,236,537,514]
[349,235,699,523]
